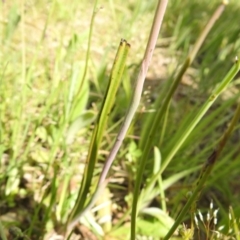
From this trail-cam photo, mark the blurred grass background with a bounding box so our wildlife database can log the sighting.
[1,0,240,239]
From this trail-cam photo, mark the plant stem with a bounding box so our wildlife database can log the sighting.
[189,1,227,62]
[67,0,169,236]
[130,1,169,239]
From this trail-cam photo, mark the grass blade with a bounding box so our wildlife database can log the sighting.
[161,57,240,173]
[163,77,240,239]
[68,39,130,228]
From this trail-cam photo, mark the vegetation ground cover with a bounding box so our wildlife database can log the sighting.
[1,0,240,239]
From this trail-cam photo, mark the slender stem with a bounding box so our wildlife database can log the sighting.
[130,1,169,239]
[67,0,169,235]
[75,0,98,97]
[99,0,168,189]
[189,1,227,62]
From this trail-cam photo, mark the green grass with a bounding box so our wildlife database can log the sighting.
[1,0,240,239]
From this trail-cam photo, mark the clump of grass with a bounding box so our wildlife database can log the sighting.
[1,0,240,239]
